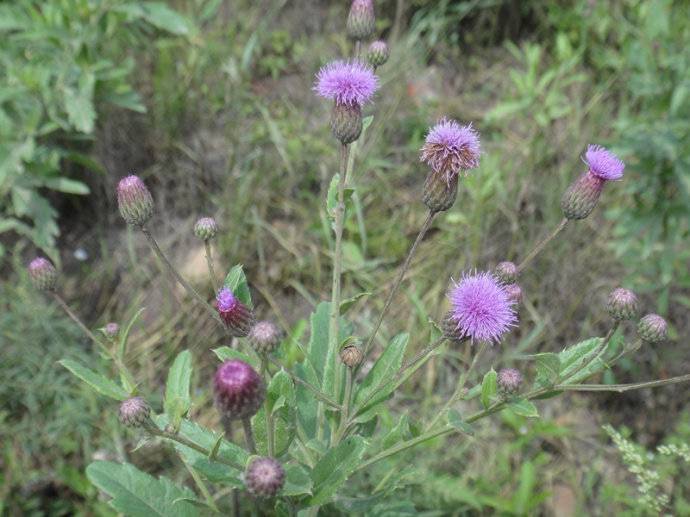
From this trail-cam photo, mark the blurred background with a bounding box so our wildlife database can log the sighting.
[1,0,689,514]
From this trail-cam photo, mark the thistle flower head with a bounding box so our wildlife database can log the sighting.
[216,287,253,337]
[447,271,517,344]
[606,288,639,322]
[28,257,58,291]
[420,119,481,181]
[194,217,218,241]
[104,322,120,339]
[314,60,378,107]
[637,314,667,344]
[340,345,363,368]
[214,359,265,420]
[367,40,389,68]
[118,397,151,427]
[248,320,282,354]
[504,283,523,304]
[498,368,523,394]
[245,457,285,498]
[584,145,625,181]
[117,175,153,227]
[494,261,518,284]
[346,0,375,40]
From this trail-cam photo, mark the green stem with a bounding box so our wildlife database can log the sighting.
[333,367,353,444]
[141,227,223,326]
[553,374,690,392]
[204,240,219,292]
[242,418,257,454]
[221,419,241,517]
[261,356,275,457]
[516,218,568,273]
[361,211,436,360]
[266,357,341,410]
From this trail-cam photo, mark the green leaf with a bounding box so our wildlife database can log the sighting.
[41,177,90,195]
[140,2,192,35]
[223,264,252,308]
[339,292,370,315]
[481,369,498,409]
[64,72,95,133]
[558,337,605,381]
[212,346,259,369]
[354,333,409,415]
[532,352,561,386]
[164,350,192,431]
[508,399,539,418]
[447,409,475,436]
[59,360,129,400]
[118,308,146,361]
[282,464,312,496]
[86,461,198,517]
[381,414,411,449]
[306,302,330,380]
[308,436,367,506]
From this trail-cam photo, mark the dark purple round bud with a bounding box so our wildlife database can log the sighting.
[28,257,58,291]
[346,0,375,41]
[340,345,363,368]
[498,368,522,394]
[367,40,389,68]
[245,457,285,498]
[194,217,218,241]
[119,397,151,427]
[494,261,518,284]
[331,103,363,145]
[606,288,639,322]
[423,170,458,213]
[214,360,265,420]
[216,288,254,337]
[637,314,667,344]
[248,321,282,354]
[504,284,522,305]
[560,171,604,220]
[104,322,120,339]
[117,175,154,227]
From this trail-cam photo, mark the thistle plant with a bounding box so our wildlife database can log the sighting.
[29,2,690,515]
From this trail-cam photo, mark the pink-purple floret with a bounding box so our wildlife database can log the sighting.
[421,118,481,174]
[216,287,237,312]
[29,257,51,272]
[584,145,625,181]
[314,60,379,106]
[448,271,517,344]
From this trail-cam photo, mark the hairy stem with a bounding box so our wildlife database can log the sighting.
[242,418,257,454]
[260,356,275,457]
[517,218,568,273]
[221,419,241,517]
[362,211,436,360]
[141,227,222,326]
[554,374,690,392]
[204,240,219,292]
[333,367,354,444]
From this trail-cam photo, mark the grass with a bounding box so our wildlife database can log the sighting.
[3,0,689,513]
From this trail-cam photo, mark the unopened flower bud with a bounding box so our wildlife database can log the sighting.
[340,345,363,368]
[504,284,522,304]
[367,40,389,68]
[498,368,522,394]
[248,321,282,354]
[117,175,154,227]
[28,257,58,291]
[423,171,458,213]
[104,322,120,339]
[494,261,518,284]
[442,311,465,343]
[194,217,218,241]
[331,103,363,145]
[637,314,667,344]
[346,0,375,41]
[119,397,151,427]
[216,288,254,337]
[214,360,265,420]
[245,457,285,498]
[606,288,638,322]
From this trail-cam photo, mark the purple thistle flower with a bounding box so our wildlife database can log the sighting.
[420,118,481,180]
[215,287,253,337]
[314,60,378,107]
[28,256,58,291]
[583,145,625,181]
[245,457,286,498]
[448,271,517,344]
[214,360,265,420]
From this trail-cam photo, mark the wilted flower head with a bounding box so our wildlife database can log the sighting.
[314,60,378,107]
[420,119,481,180]
[216,287,253,337]
[447,271,517,344]
[340,345,363,368]
[28,257,58,291]
[245,457,285,498]
[214,359,265,420]
[584,145,625,181]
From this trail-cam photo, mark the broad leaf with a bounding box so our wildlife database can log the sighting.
[308,436,367,506]
[481,369,498,409]
[447,410,475,436]
[164,350,192,431]
[212,346,259,369]
[86,461,198,517]
[508,399,539,418]
[526,352,561,387]
[558,337,606,383]
[59,359,129,400]
[339,292,370,315]
[223,265,252,308]
[140,2,192,35]
[282,464,313,496]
